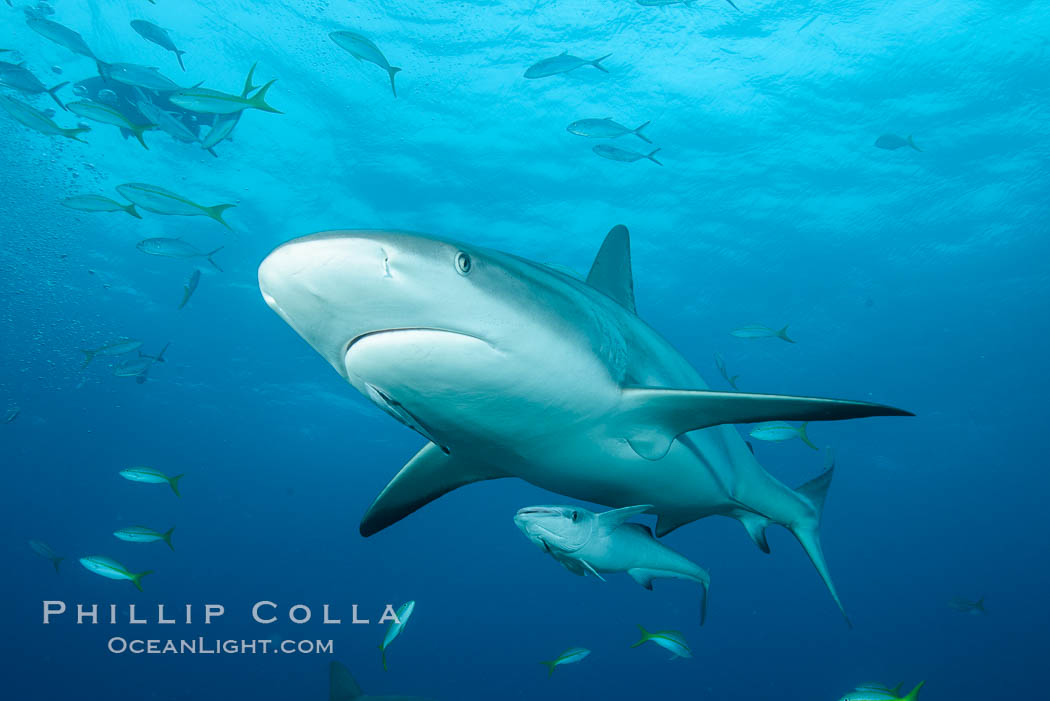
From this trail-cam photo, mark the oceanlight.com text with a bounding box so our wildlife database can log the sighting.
[107,637,334,655]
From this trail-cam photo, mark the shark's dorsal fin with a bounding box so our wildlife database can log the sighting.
[359,443,506,536]
[329,661,363,701]
[586,225,636,313]
[598,504,652,533]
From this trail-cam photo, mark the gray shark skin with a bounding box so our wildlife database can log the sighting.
[515,504,711,624]
[258,225,912,623]
[330,661,435,701]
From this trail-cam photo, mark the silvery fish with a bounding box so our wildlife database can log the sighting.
[875,134,921,152]
[80,338,143,368]
[330,31,401,97]
[0,62,68,109]
[631,625,691,659]
[593,144,662,165]
[79,555,153,591]
[714,352,739,389]
[61,194,141,219]
[179,269,201,310]
[137,238,224,271]
[119,466,183,497]
[26,17,96,59]
[540,647,590,675]
[0,94,89,142]
[730,324,794,342]
[379,600,414,670]
[169,67,279,115]
[749,421,817,450]
[29,539,64,573]
[200,64,260,151]
[66,100,154,149]
[837,682,925,701]
[4,406,20,423]
[130,20,186,71]
[525,51,611,79]
[114,526,176,551]
[99,62,180,92]
[567,118,651,143]
[948,597,986,614]
[117,183,235,228]
[134,95,200,145]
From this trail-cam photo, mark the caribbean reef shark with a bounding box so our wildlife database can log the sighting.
[258,225,912,623]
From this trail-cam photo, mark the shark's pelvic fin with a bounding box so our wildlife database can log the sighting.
[597,504,653,533]
[738,511,772,554]
[619,386,913,461]
[789,447,852,627]
[329,661,363,701]
[586,225,636,313]
[359,443,506,537]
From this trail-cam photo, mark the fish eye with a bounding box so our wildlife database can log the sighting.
[455,252,472,275]
[571,511,578,522]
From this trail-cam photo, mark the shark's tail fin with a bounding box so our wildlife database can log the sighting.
[789,447,851,627]
[329,661,364,701]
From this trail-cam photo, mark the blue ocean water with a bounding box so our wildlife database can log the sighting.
[1,0,1047,699]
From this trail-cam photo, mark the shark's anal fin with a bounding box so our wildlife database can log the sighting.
[329,661,363,701]
[359,443,505,537]
[586,225,636,313]
[620,387,913,461]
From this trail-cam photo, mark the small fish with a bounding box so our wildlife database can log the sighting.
[593,144,662,165]
[631,625,691,659]
[61,194,141,219]
[200,64,260,151]
[730,324,794,342]
[178,269,201,310]
[130,20,186,71]
[567,118,651,143]
[80,338,143,368]
[525,51,611,79]
[0,62,68,109]
[79,555,153,591]
[0,94,89,142]
[134,93,200,146]
[330,31,401,97]
[114,526,176,551]
[26,17,96,60]
[98,62,180,92]
[713,352,739,389]
[66,100,154,149]
[119,466,184,497]
[838,681,925,701]
[113,342,167,381]
[137,238,224,271]
[948,597,986,614]
[29,539,64,573]
[749,421,817,450]
[379,600,415,671]
[169,66,279,115]
[874,134,921,152]
[117,183,235,228]
[540,647,591,675]
[4,406,20,423]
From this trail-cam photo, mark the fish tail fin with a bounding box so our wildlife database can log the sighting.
[65,126,90,143]
[206,246,225,272]
[630,624,650,647]
[647,148,663,166]
[633,120,652,143]
[131,124,150,150]
[591,53,612,72]
[900,681,925,701]
[169,474,184,498]
[777,324,795,343]
[47,81,68,110]
[163,527,175,551]
[53,557,64,574]
[80,350,96,369]
[798,422,818,450]
[738,510,772,554]
[176,51,186,72]
[729,374,739,389]
[540,660,557,676]
[124,203,142,219]
[207,147,218,158]
[697,571,711,625]
[249,79,281,113]
[388,67,401,97]
[790,448,851,627]
[975,597,986,613]
[380,646,388,671]
[205,204,235,229]
[907,135,922,152]
[130,570,153,592]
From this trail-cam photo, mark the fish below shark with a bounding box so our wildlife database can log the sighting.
[258,225,913,623]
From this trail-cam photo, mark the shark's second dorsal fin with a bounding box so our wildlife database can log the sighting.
[329,661,363,701]
[586,225,636,313]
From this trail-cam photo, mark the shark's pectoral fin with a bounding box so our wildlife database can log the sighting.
[580,560,606,581]
[359,443,506,537]
[620,387,913,461]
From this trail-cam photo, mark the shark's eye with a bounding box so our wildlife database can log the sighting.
[571,511,578,522]
[455,252,472,275]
